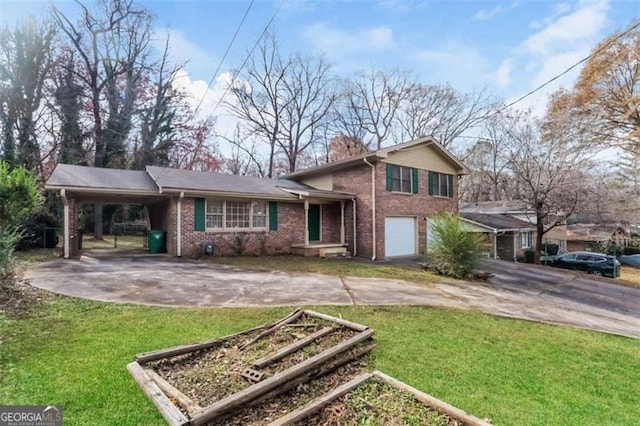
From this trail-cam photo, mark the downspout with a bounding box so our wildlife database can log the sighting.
[352,197,357,257]
[61,189,69,259]
[176,192,184,257]
[363,158,376,260]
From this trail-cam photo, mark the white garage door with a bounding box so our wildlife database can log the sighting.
[384,217,416,257]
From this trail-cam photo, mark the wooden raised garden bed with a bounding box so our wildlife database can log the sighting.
[269,371,492,426]
[127,309,375,426]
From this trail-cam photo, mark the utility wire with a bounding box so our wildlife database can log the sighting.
[193,0,255,115]
[202,0,284,124]
[493,19,640,117]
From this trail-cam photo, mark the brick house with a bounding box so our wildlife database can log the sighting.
[46,136,467,259]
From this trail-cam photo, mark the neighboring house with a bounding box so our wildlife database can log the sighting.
[459,200,568,260]
[458,212,536,261]
[565,224,635,252]
[46,136,468,259]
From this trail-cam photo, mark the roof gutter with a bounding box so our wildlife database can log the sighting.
[363,158,376,260]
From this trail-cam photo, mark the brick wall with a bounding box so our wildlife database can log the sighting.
[333,161,458,259]
[176,198,308,257]
[68,196,80,258]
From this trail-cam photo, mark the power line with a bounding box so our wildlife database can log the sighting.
[493,19,640,117]
[200,0,284,125]
[193,0,255,115]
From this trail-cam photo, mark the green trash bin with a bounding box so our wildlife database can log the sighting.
[148,230,165,254]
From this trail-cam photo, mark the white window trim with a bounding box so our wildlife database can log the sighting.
[521,231,533,249]
[205,199,268,232]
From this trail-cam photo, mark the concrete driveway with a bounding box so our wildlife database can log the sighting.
[24,252,640,339]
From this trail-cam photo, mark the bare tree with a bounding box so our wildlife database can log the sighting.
[0,18,56,172]
[397,84,495,149]
[227,34,336,175]
[53,0,153,238]
[506,110,593,263]
[460,113,515,202]
[335,67,413,150]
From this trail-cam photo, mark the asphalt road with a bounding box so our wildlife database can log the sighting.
[480,259,640,319]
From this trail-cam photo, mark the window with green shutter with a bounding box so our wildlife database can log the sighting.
[386,163,415,194]
[428,171,455,198]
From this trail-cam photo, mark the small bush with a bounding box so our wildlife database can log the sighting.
[541,243,559,256]
[623,246,640,255]
[16,212,59,250]
[524,249,535,264]
[429,214,482,279]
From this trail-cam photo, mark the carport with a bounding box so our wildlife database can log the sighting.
[46,164,171,259]
[460,212,536,261]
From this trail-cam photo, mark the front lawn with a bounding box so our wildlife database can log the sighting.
[211,255,448,287]
[1,297,638,425]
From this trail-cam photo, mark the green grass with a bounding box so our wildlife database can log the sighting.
[1,299,639,425]
[211,256,448,287]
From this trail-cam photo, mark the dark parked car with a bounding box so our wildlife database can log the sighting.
[542,251,620,278]
[619,254,640,268]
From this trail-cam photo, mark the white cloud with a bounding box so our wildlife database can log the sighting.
[522,0,609,56]
[474,1,520,21]
[155,28,219,81]
[495,59,512,87]
[302,23,394,58]
[494,0,610,114]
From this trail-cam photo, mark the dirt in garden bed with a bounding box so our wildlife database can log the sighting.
[297,378,462,426]
[218,350,374,425]
[148,314,360,407]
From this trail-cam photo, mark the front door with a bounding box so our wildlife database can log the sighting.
[308,204,321,242]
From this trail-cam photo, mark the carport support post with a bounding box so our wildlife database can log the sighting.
[513,232,518,262]
[340,201,345,245]
[492,231,498,260]
[304,199,310,246]
[61,189,69,259]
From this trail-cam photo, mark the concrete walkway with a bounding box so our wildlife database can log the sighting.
[24,253,640,339]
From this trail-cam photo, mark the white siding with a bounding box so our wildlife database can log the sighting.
[301,174,333,190]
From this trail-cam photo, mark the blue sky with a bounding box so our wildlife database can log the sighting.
[2,0,639,129]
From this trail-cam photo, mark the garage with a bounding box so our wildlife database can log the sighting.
[384,217,416,257]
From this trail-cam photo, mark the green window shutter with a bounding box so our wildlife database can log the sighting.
[194,198,205,231]
[385,163,394,191]
[447,174,454,197]
[428,171,437,196]
[269,201,278,231]
[411,168,419,194]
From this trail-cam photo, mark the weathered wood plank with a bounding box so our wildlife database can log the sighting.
[303,310,368,331]
[373,371,492,426]
[126,362,189,426]
[238,309,304,351]
[242,342,377,412]
[135,323,268,364]
[144,368,202,414]
[267,373,374,426]
[190,328,375,425]
[252,327,334,368]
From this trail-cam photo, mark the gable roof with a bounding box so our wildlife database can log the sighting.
[46,164,159,193]
[285,136,468,179]
[460,212,535,232]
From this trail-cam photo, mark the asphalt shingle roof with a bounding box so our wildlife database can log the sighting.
[46,164,159,192]
[146,166,308,197]
[461,212,534,231]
